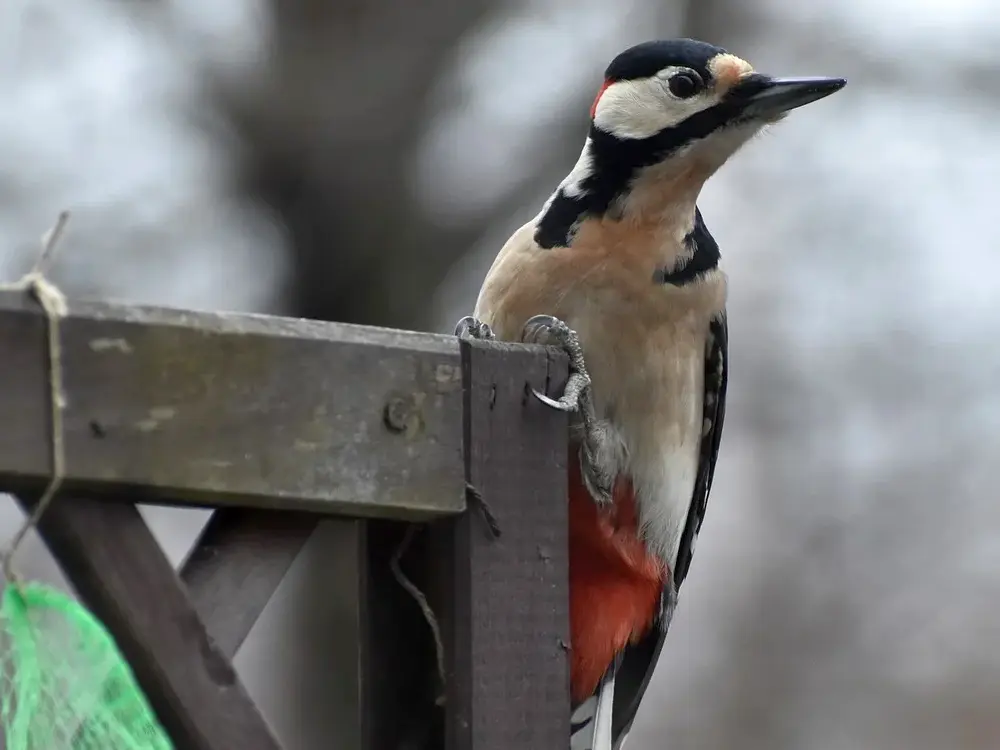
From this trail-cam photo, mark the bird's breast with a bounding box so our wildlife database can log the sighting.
[474,219,723,565]
[592,316,707,558]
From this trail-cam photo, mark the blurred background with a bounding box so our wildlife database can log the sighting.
[3,0,1000,748]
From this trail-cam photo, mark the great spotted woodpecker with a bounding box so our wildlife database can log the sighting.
[456,38,845,750]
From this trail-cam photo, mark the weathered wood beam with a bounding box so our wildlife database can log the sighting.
[0,290,465,519]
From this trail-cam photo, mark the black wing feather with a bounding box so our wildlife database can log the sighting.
[609,312,729,745]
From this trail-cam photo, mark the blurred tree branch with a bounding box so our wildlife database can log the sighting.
[211,0,517,329]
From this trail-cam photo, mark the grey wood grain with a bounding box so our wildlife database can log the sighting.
[428,339,572,750]
[0,290,464,519]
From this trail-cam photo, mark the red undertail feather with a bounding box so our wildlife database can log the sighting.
[568,454,666,703]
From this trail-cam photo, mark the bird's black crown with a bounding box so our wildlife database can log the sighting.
[604,39,727,84]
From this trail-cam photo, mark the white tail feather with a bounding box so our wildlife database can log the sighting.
[593,671,616,750]
[571,696,597,749]
[570,668,618,750]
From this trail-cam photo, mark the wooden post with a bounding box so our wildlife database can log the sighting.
[428,339,572,750]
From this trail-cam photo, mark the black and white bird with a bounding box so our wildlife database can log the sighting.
[456,38,845,750]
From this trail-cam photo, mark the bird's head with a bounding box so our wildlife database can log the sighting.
[534,39,845,247]
[589,39,846,175]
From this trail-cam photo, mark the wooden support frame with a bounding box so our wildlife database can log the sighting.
[181,508,320,659]
[0,291,573,750]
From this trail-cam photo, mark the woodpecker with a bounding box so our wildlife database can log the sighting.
[456,38,845,750]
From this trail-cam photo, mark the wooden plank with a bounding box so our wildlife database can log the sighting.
[0,290,464,519]
[19,493,283,750]
[429,339,572,750]
[180,508,319,659]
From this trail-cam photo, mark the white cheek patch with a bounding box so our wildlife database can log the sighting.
[592,69,718,141]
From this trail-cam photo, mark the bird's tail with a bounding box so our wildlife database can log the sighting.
[592,666,617,750]
[570,656,622,750]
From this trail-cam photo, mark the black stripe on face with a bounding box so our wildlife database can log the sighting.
[533,84,758,249]
[533,42,764,250]
[588,81,759,193]
[652,208,719,285]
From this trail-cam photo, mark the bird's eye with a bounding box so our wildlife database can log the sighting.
[668,72,703,99]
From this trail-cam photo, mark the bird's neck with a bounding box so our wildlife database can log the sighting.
[534,134,715,249]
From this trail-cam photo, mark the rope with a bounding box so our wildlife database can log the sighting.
[390,525,447,706]
[0,212,71,586]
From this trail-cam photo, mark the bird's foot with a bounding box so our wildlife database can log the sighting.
[521,315,613,508]
[520,314,591,412]
[454,315,495,340]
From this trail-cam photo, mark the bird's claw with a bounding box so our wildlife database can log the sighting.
[454,315,495,340]
[520,314,591,413]
[521,315,614,508]
[531,388,574,411]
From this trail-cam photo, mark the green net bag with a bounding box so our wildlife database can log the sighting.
[0,582,174,750]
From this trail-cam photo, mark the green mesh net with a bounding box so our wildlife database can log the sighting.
[0,582,173,750]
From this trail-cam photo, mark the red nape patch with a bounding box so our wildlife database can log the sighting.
[590,78,613,119]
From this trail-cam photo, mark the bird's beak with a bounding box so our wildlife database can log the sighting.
[729,75,847,119]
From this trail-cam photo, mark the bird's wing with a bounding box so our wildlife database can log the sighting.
[607,311,729,747]
[673,311,728,589]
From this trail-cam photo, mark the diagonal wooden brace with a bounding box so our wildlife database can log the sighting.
[18,494,285,750]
